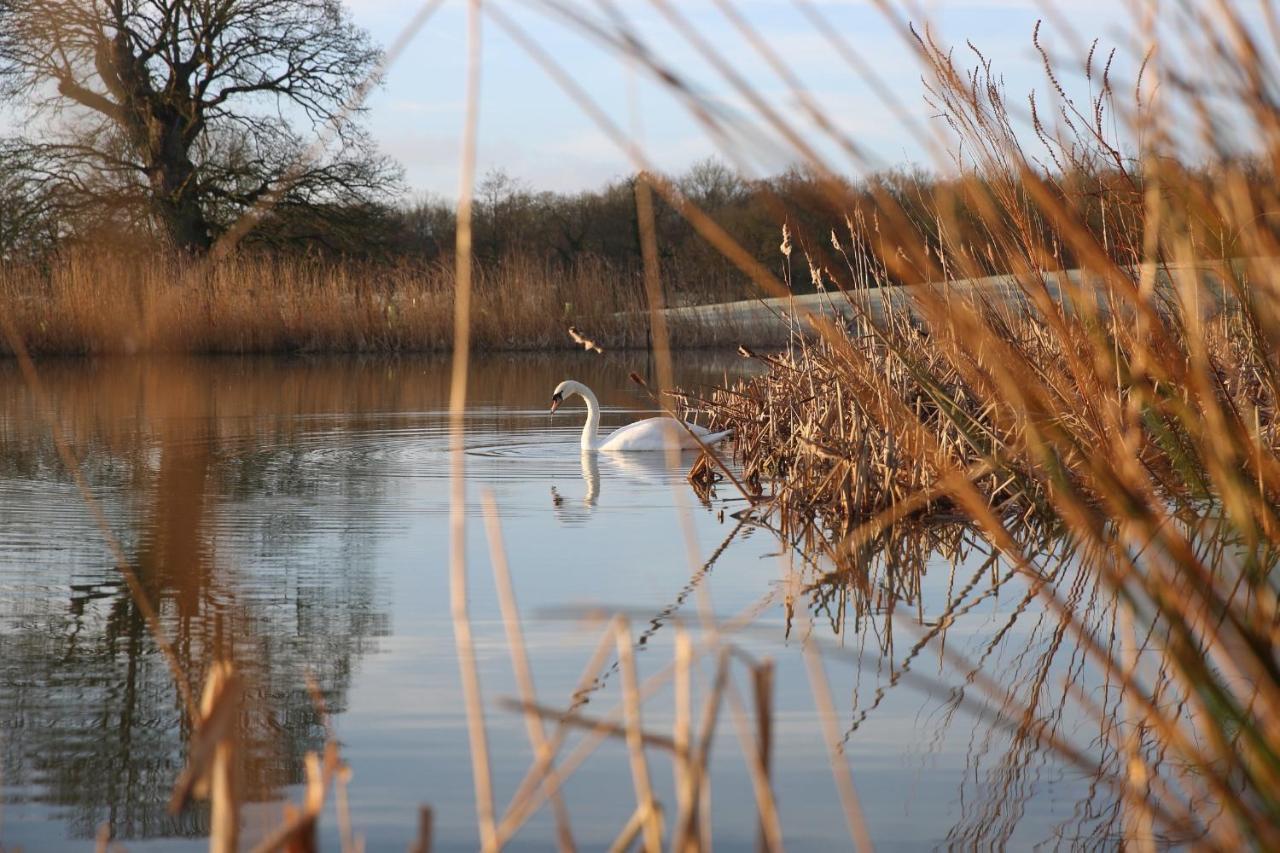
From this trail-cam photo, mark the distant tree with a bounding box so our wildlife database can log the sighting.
[0,142,59,257]
[0,0,399,252]
[678,157,749,209]
[391,194,455,258]
[473,168,536,257]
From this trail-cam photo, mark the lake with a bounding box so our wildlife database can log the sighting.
[0,352,1106,851]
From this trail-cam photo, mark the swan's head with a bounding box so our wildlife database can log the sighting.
[550,379,582,414]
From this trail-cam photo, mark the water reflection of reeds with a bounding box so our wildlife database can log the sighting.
[766,498,1280,849]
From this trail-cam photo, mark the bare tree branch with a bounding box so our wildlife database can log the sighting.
[0,0,397,251]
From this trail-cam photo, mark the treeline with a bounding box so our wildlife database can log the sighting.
[3,155,1268,306]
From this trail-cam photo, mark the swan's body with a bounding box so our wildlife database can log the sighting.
[550,380,732,452]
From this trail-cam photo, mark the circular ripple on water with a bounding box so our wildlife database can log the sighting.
[232,420,594,485]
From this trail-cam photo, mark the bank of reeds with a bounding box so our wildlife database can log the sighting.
[673,11,1280,847]
[0,252,748,355]
[699,289,1278,541]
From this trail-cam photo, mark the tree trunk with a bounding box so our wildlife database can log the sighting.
[146,120,213,253]
[151,175,213,253]
[94,32,214,253]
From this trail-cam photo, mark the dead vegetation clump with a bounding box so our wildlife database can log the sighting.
[698,291,1280,547]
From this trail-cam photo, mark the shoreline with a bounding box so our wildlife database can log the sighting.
[1,256,1257,358]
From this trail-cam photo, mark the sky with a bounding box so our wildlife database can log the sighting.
[0,0,1174,199]
[347,0,1143,197]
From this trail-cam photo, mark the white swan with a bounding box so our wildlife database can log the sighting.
[550,380,732,452]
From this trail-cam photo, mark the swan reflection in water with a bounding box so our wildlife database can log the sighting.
[550,449,690,525]
[551,451,600,526]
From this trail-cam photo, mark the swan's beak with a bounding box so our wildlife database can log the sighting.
[550,392,563,414]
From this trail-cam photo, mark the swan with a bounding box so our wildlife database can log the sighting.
[550,380,732,452]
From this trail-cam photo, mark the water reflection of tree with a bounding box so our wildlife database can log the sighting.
[0,373,392,840]
[802,515,1277,848]
[0,353,757,841]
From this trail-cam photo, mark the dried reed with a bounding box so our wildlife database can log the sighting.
[0,251,753,356]
[673,9,1280,847]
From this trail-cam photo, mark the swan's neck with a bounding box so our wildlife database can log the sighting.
[578,385,602,450]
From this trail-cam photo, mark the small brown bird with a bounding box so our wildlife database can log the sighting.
[568,326,605,355]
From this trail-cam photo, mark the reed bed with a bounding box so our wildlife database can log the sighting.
[666,10,1280,846]
[697,286,1279,545]
[688,262,1280,847]
[0,251,749,356]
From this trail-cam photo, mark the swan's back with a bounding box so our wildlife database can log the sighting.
[599,417,730,452]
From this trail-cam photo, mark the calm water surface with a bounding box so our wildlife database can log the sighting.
[0,353,1101,851]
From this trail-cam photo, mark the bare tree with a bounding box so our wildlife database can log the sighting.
[0,142,59,257]
[0,0,398,251]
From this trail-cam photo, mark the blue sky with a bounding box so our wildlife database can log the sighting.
[349,0,1140,196]
[0,0,1160,197]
